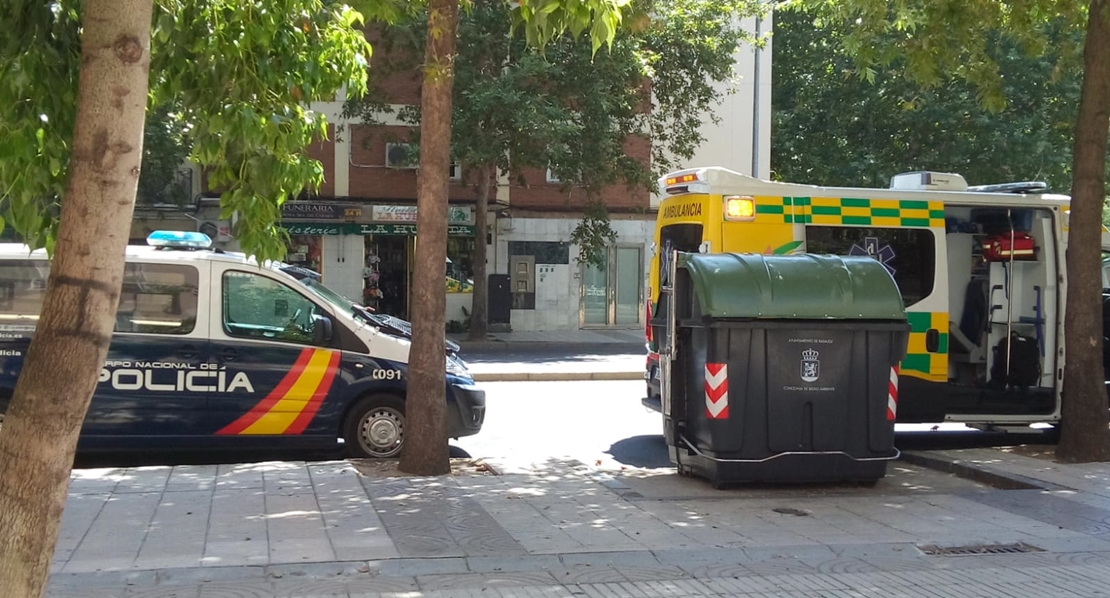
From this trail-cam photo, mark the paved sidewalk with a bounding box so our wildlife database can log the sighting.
[48,449,1110,597]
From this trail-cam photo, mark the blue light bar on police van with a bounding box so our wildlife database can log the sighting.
[147,230,213,249]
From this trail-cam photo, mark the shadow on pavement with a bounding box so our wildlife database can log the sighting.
[73,444,472,469]
[895,428,1057,451]
[604,429,1059,470]
[606,434,672,469]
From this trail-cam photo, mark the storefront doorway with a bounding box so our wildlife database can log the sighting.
[580,245,643,327]
[364,235,412,318]
[280,203,477,321]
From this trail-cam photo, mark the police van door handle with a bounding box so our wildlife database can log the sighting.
[220,348,238,362]
[178,345,198,360]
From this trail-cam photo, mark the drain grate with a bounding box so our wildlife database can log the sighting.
[918,542,1043,556]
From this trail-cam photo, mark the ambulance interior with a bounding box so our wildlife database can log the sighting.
[943,206,1057,415]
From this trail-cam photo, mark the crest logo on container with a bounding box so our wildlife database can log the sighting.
[800,348,820,383]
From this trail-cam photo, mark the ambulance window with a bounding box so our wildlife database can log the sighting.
[222,271,320,345]
[805,226,936,307]
[659,224,704,253]
[116,263,199,334]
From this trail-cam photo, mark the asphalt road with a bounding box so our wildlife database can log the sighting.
[455,380,666,469]
[455,380,1059,471]
[73,379,1058,470]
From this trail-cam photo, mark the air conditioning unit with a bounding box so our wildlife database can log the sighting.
[198,220,232,242]
[385,143,417,169]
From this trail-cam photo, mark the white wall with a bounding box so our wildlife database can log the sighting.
[652,12,774,208]
[496,216,654,331]
[320,234,366,304]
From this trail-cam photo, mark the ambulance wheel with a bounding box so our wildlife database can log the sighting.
[345,395,405,459]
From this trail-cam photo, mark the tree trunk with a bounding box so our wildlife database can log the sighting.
[0,1,152,596]
[399,0,458,476]
[467,162,493,341]
[1057,0,1110,463]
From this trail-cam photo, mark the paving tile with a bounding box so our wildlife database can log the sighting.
[465,554,563,573]
[135,489,212,570]
[264,561,373,579]
[166,465,219,493]
[962,489,1110,536]
[215,463,266,490]
[375,557,469,577]
[47,588,130,598]
[65,490,163,572]
[613,565,690,583]
[197,581,276,597]
[155,565,269,586]
[123,588,200,598]
[560,551,662,569]
[346,579,421,597]
[545,565,630,584]
[676,560,754,578]
[415,570,559,590]
[115,467,173,494]
[270,578,350,597]
[55,491,110,564]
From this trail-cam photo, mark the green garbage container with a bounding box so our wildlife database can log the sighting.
[660,252,909,488]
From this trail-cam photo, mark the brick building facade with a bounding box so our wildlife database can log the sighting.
[144,14,772,332]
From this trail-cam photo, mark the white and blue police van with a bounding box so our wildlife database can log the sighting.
[0,231,485,457]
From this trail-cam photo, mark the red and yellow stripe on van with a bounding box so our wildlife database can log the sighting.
[217,348,340,435]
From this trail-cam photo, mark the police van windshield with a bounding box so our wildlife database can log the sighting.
[298,277,359,317]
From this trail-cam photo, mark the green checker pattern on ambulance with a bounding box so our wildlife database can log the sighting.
[902,311,948,382]
[755,197,946,228]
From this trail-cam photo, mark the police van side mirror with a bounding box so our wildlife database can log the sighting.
[312,315,333,345]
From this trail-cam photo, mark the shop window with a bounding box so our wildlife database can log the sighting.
[286,235,322,272]
[447,237,476,290]
[805,226,936,307]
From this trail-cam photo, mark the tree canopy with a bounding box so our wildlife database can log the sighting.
[788,0,1110,462]
[773,7,1086,191]
[1,0,372,257]
[348,0,768,266]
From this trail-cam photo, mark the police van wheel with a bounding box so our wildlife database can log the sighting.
[345,395,405,459]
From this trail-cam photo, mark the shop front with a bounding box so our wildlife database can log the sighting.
[281,203,476,322]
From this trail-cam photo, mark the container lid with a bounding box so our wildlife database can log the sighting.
[678,253,907,320]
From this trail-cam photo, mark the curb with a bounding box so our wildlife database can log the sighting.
[456,341,645,353]
[899,450,1069,491]
[471,371,645,382]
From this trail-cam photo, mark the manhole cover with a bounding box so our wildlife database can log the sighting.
[918,542,1043,556]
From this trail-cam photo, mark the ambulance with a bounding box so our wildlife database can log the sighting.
[0,231,485,457]
[646,167,1109,430]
